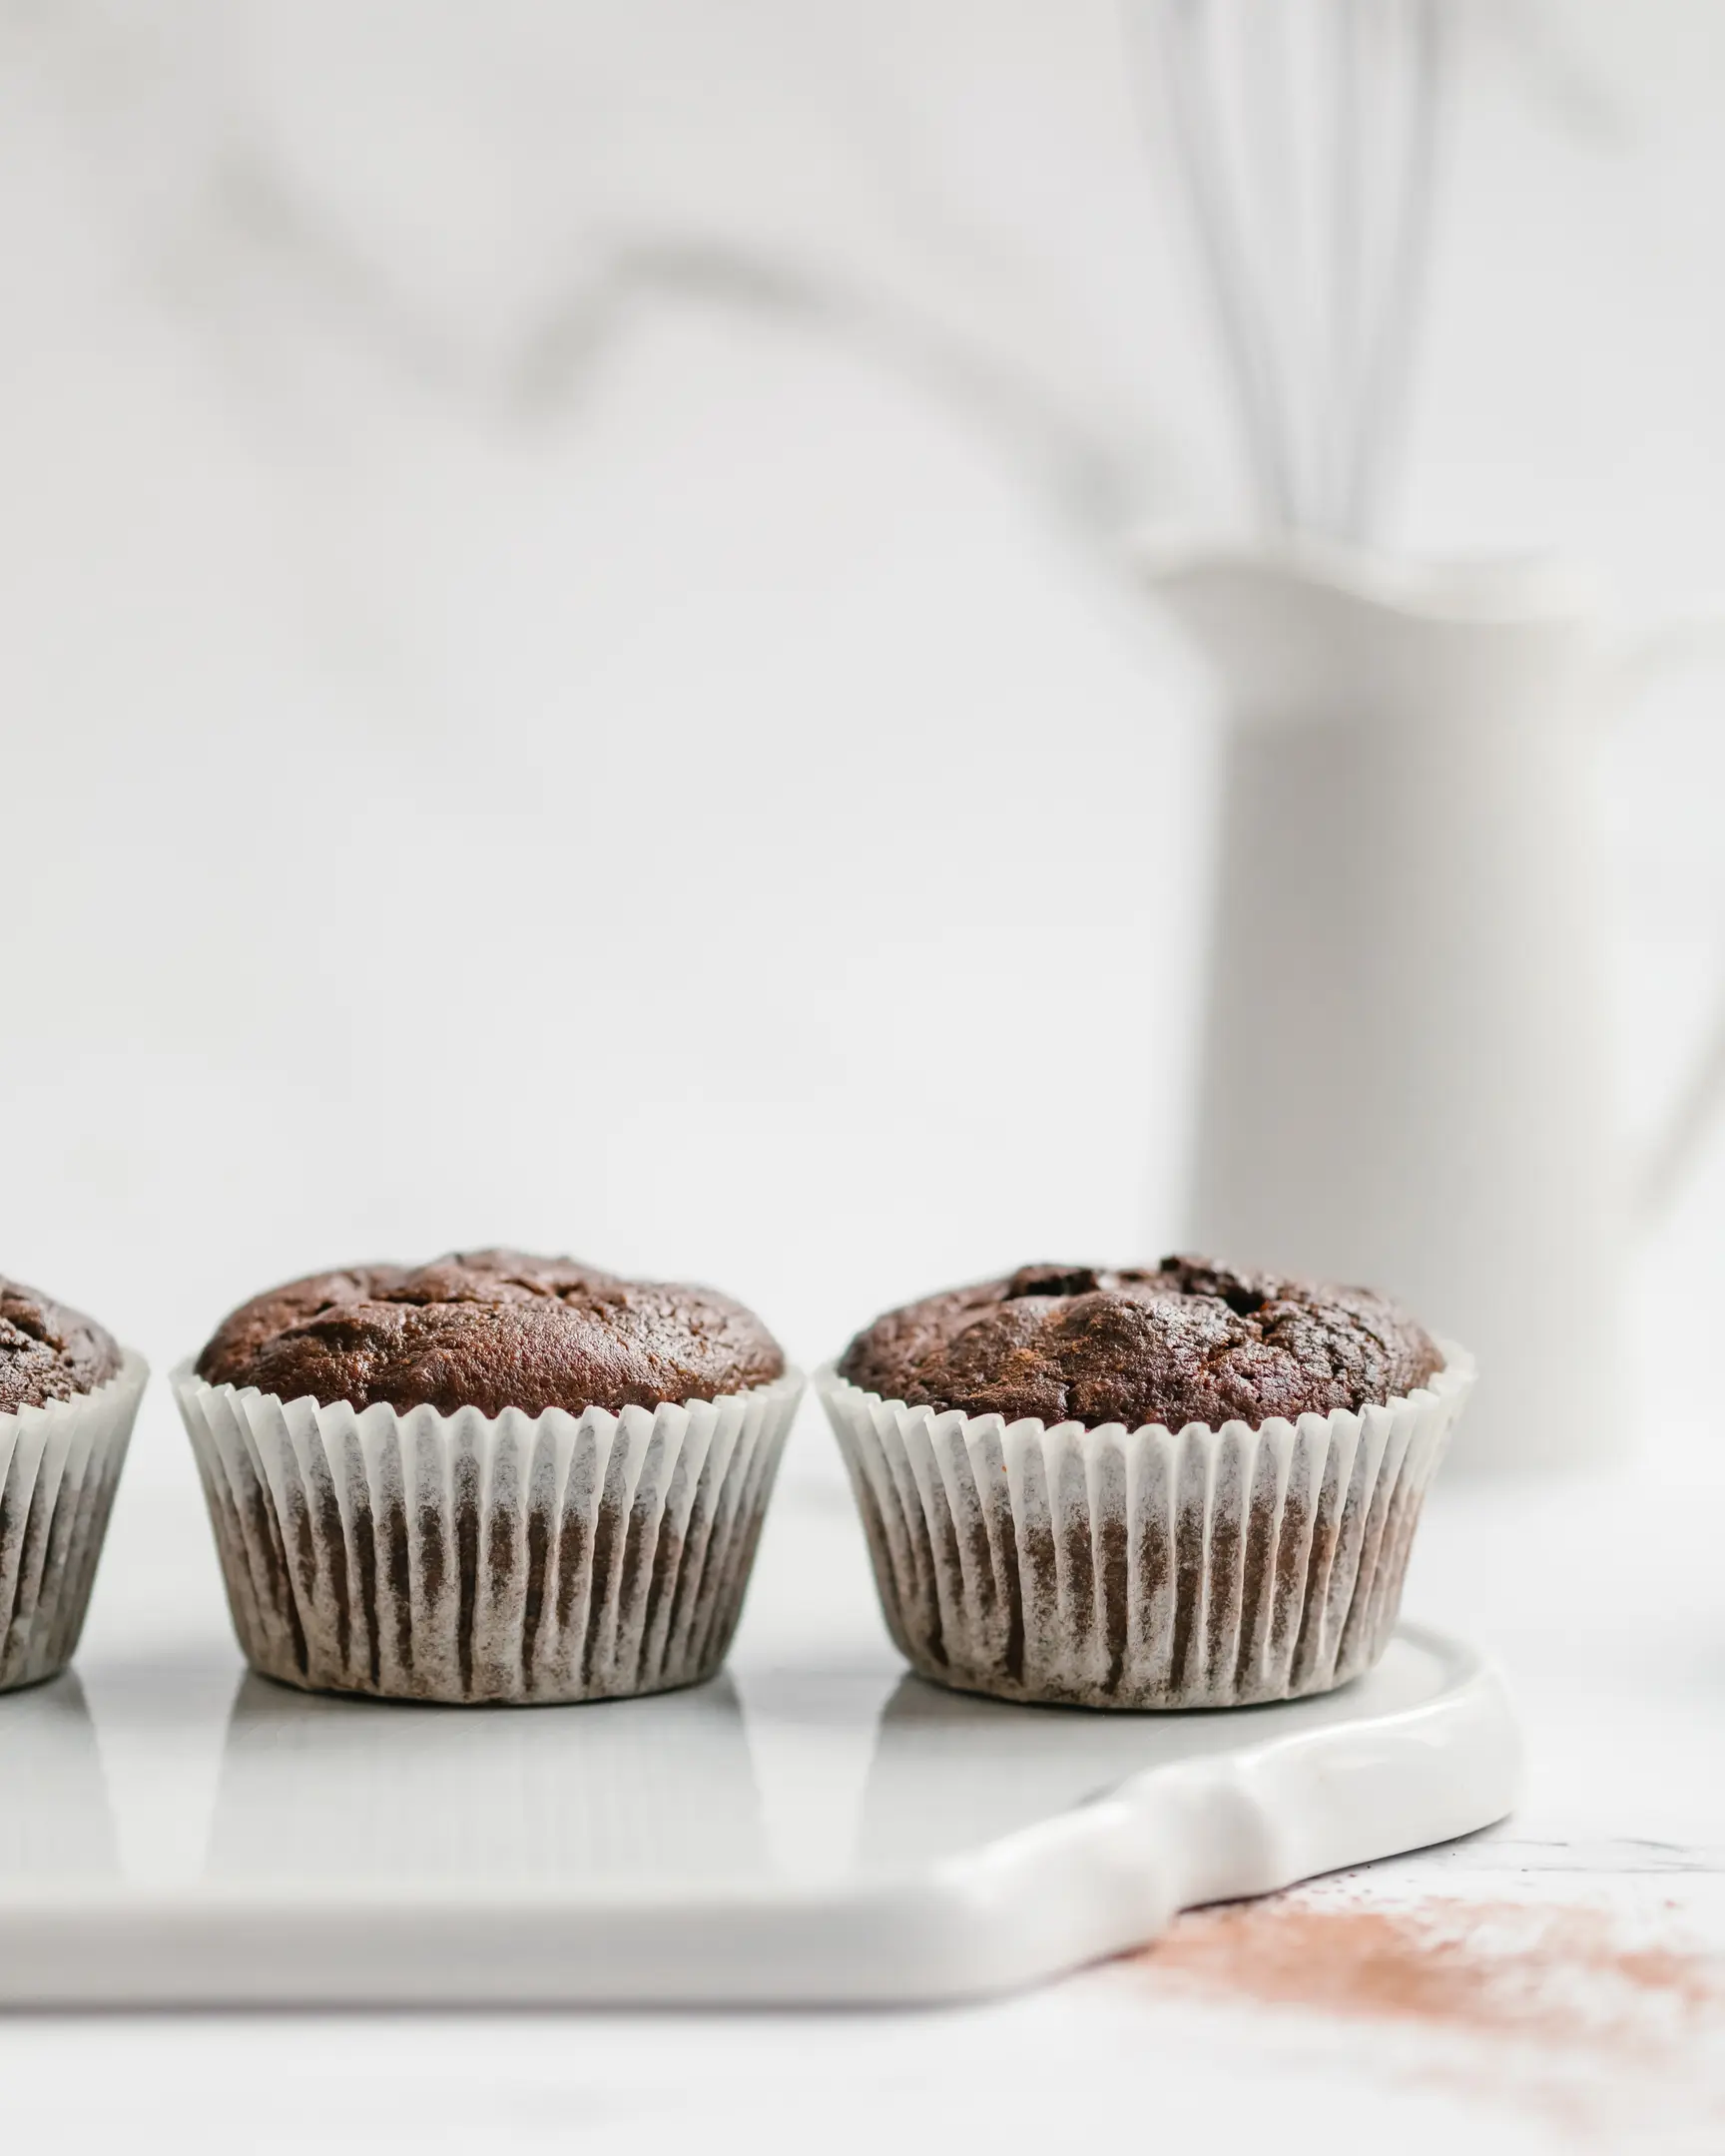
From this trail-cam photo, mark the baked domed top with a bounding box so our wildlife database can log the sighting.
[836,1257,1440,1430]
[0,1278,122,1413]
[197,1249,786,1417]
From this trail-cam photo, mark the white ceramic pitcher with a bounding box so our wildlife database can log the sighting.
[1146,542,1725,1474]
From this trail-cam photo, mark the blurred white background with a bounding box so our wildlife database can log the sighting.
[5,0,1724,1505]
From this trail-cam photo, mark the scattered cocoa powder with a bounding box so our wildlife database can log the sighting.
[1136,1891,1717,2051]
[1130,1888,1725,2140]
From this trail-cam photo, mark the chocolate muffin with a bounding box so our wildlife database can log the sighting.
[837,1257,1440,1431]
[196,1249,786,1418]
[176,1251,800,1706]
[0,1275,146,1694]
[820,1257,1469,1711]
[0,1277,123,1414]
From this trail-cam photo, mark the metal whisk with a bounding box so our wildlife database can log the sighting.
[1132,0,1449,542]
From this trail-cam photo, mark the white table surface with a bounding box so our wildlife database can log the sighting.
[4,1396,1722,2156]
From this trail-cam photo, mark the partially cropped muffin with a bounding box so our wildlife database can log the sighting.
[176,1251,800,1706]
[0,1278,123,1411]
[820,1257,1469,1711]
[0,1276,147,1692]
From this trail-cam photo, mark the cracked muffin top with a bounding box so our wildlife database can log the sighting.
[196,1249,787,1417]
[836,1257,1441,1430]
[0,1278,123,1414]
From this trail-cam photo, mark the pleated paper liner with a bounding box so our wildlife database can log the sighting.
[0,1352,147,1694]
[173,1364,803,1705]
[818,1346,1471,1710]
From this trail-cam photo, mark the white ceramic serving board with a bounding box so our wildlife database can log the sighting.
[0,1603,1516,2006]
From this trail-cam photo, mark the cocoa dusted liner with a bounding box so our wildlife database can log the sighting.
[0,1352,149,1693]
[174,1366,804,1705]
[817,1346,1471,1711]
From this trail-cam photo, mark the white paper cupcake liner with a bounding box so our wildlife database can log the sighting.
[817,1345,1471,1710]
[173,1363,803,1706]
[0,1352,147,1694]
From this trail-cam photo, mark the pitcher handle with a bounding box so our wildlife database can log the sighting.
[1611,611,1725,1224]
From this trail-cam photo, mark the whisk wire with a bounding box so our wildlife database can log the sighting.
[1133,0,1448,543]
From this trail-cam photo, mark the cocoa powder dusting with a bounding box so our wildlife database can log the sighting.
[1133,1886,1725,2139]
[1141,1892,1714,2043]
